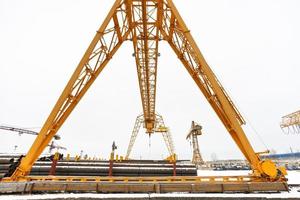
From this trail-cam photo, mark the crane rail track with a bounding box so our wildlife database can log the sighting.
[0,179,289,194]
[0,156,290,194]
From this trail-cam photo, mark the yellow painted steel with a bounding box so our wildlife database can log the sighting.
[53,152,60,160]
[155,126,169,132]
[7,0,285,183]
[260,160,278,179]
[125,114,175,160]
[1,175,264,183]
[165,154,177,162]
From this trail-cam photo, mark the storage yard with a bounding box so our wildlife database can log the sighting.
[1,0,300,199]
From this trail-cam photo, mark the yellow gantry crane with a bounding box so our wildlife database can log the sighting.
[6,0,286,183]
[125,113,175,160]
[280,110,300,134]
[186,121,204,167]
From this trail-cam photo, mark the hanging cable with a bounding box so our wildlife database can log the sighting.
[213,77,270,151]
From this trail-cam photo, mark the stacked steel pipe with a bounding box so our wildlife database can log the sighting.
[0,158,13,178]
[0,155,197,178]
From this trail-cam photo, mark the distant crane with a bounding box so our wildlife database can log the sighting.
[0,125,63,153]
[48,141,67,153]
[125,114,175,160]
[280,110,300,134]
[186,121,205,168]
[0,125,61,140]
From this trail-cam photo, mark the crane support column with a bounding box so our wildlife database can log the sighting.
[9,0,131,179]
[160,0,283,178]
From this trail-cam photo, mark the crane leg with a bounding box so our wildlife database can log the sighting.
[155,114,175,157]
[9,0,132,180]
[125,114,144,159]
[159,0,281,178]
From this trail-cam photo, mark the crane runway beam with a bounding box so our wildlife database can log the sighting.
[0,178,288,194]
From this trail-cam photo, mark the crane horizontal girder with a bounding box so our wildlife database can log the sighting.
[0,125,39,136]
[131,1,161,132]
[7,0,286,182]
[0,125,60,140]
[280,110,300,133]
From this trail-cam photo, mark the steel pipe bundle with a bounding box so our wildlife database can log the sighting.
[0,156,197,178]
[0,158,14,177]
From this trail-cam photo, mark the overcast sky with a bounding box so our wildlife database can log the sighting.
[0,0,300,161]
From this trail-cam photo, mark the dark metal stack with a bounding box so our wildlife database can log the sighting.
[31,160,197,176]
[0,158,13,178]
[0,155,197,177]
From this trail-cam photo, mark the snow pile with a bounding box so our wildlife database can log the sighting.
[197,170,300,185]
[197,169,250,176]
[286,171,300,185]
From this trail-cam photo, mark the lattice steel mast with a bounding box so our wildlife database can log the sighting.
[186,121,204,167]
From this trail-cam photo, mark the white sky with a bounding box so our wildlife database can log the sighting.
[0,0,300,161]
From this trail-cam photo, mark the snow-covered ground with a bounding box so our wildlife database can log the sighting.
[1,190,300,200]
[0,171,299,199]
[197,170,300,185]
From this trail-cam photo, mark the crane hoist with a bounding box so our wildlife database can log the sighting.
[3,0,286,189]
[125,113,175,160]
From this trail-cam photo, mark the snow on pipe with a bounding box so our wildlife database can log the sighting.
[0,157,197,177]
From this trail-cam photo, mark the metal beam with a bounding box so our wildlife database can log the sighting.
[125,114,175,159]
[9,0,130,179]
[160,0,263,175]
